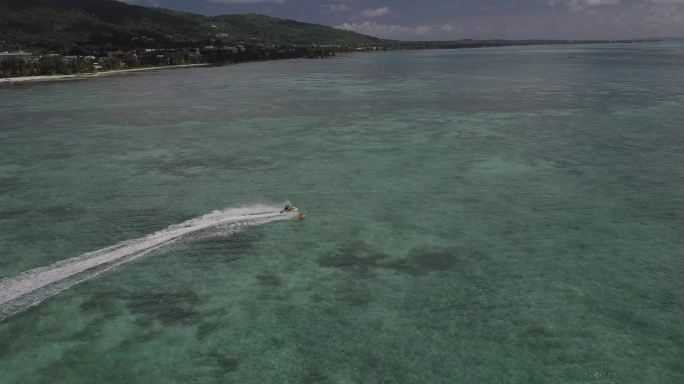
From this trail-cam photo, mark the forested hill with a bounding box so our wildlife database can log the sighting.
[0,0,381,52]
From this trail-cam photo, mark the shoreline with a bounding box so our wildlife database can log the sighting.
[0,40,657,86]
[0,63,209,85]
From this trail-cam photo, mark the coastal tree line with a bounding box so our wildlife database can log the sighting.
[0,56,94,77]
[0,45,339,78]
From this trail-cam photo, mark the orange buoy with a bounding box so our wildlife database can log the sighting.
[299,214,306,222]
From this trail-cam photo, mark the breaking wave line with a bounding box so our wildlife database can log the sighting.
[0,204,295,321]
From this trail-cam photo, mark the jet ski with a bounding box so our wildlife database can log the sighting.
[281,204,299,213]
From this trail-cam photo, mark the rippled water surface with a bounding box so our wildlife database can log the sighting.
[0,43,683,383]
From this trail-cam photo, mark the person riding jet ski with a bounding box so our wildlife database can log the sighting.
[281,204,298,213]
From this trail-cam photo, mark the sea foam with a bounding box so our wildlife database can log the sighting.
[0,204,295,321]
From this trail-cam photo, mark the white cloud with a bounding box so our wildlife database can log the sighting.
[548,0,620,12]
[206,0,286,3]
[321,3,349,14]
[639,4,684,26]
[337,21,431,39]
[361,6,391,18]
[440,23,455,32]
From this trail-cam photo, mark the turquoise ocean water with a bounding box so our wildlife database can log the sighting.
[0,43,682,383]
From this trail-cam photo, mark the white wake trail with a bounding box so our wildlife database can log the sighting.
[0,204,296,321]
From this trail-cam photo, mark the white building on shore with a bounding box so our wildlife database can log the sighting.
[0,51,33,60]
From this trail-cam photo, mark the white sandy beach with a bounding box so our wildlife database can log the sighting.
[0,63,209,85]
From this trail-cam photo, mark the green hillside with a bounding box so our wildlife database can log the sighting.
[0,0,380,52]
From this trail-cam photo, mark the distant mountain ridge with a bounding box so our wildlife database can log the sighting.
[0,0,381,52]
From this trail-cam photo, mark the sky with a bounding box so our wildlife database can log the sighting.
[123,0,684,40]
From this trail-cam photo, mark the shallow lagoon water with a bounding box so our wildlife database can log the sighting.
[0,43,683,383]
